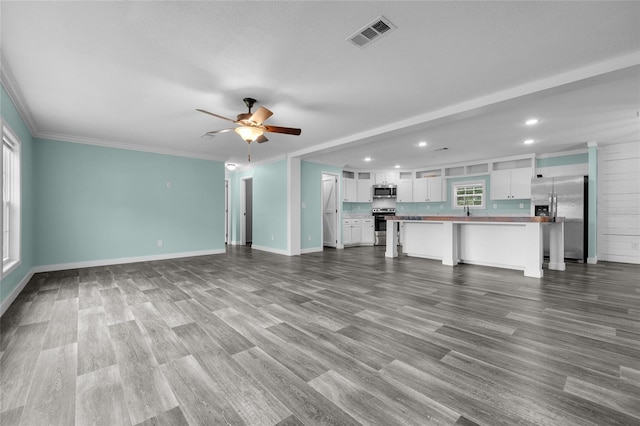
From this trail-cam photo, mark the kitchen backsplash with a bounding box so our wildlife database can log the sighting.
[343,200,531,216]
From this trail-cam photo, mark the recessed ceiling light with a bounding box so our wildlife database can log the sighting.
[418,141,427,147]
[364,157,372,162]
[524,139,534,145]
[525,118,539,126]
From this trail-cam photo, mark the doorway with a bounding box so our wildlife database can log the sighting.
[225,180,229,244]
[322,173,338,248]
[242,177,253,246]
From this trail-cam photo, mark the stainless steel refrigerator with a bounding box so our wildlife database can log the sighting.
[531,175,588,262]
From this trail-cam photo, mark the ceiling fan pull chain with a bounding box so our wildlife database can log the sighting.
[247,143,251,162]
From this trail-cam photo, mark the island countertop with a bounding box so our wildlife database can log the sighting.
[386,215,563,223]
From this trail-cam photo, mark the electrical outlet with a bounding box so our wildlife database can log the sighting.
[157,239,163,247]
[301,202,306,209]
[166,181,171,188]
[271,235,275,241]
[493,204,498,209]
[632,241,640,250]
[519,203,524,209]
[308,235,312,241]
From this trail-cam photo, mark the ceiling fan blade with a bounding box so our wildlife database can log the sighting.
[256,134,269,143]
[196,109,236,123]
[264,125,302,136]
[201,128,235,137]
[249,106,273,125]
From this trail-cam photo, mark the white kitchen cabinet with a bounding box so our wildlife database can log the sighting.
[342,219,361,246]
[413,176,444,202]
[490,168,532,200]
[342,176,356,202]
[356,172,373,202]
[397,172,413,202]
[375,171,399,184]
[342,218,374,246]
[351,220,362,245]
[361,218,374,245]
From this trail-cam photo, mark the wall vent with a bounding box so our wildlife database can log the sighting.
[348,16,396,48]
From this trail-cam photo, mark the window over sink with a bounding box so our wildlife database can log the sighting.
[453,181,485,209]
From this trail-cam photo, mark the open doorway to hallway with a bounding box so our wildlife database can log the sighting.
[242,177,253,246]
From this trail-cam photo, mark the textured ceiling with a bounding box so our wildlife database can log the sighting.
[1,1,639,169]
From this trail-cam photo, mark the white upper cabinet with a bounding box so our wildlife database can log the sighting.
[356,172,372,202]
[397,172,413,202]
[342,171,357,202]
[490,158,533,200]
[375,171,399,184]
[413,176,444,202]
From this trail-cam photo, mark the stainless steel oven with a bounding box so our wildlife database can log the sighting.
[372,207,396,246]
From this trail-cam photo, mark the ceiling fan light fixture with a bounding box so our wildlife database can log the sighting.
[235,126,263,142]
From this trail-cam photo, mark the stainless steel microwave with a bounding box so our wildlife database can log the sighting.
[372,184,397,198]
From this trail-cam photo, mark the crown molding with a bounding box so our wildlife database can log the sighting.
[36,131,227,162]
[0,50,39,136]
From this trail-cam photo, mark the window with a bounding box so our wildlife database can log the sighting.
[453,181,484,209]
[2,124,21,275]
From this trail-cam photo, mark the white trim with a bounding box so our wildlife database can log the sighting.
[32,249,225,273]
[36,131,227,162]
[587,256,598,264]
[0,268,34,317]
[250,245,290,256]
[2,121,22,274]
[0,50,39,136]
[301,247,323,254]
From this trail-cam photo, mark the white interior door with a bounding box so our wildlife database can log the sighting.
[323,174,338,247]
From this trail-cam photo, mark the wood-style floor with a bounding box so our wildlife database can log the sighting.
[1,245,639,426]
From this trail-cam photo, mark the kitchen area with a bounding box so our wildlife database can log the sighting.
[339,153,589,277]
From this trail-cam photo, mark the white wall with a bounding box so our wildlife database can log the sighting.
[597,141,640,264]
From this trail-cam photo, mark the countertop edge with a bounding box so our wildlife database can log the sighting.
[386,216,563,223]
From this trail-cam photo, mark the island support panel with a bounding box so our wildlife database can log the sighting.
[386,219,565,278]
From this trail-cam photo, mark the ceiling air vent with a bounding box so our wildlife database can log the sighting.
[348,16,396,48]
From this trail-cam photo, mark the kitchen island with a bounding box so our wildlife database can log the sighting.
[385,216,565,278]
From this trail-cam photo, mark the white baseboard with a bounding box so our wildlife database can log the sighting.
[32,249,226,273]
[1,268,35,317]
[250,245,290,256]
[301,247,323,254]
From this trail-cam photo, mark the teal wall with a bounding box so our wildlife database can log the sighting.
[343,202,372,215]
[1,85,36,303]
[300,161,342,250]
[536,153,588,168]
[253,159,288,251]
[33,139,225,266]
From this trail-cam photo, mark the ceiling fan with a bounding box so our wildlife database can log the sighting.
[197,97,302,161]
